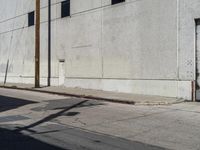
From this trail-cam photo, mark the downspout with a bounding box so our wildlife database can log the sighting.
[176,0,181,100]
[193,19,198,102]
[48,0,51,86]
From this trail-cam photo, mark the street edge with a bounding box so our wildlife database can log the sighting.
[0,85,186,105]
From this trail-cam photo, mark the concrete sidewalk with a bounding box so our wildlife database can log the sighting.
[0,83,184,105]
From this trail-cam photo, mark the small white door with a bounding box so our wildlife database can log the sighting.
[196,20,200,99]
[59,60,65,86]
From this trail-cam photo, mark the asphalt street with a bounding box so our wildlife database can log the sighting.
[0,88,200,150]
[0,124,167,150]
[0,88,167,150]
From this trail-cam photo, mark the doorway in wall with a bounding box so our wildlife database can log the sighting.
[59,59,65,86]
[195,19,200,100]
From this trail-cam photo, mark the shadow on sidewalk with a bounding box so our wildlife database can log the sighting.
[15,100,88,133]
[0,127,66,150]
[0,95,37,112]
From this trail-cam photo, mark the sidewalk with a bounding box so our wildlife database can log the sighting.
[0,83,184,105]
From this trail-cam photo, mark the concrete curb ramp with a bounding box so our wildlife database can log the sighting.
[0,84,185,105]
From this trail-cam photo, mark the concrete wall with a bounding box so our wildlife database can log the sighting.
[175,0,200,100]
[54,0,178,80]
[59,0,180,98]
[0,0,196,100]
[0,0,35,83]
[179,0,200,80]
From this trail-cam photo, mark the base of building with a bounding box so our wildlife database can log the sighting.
[0,76,192,100]
[64,78,192,100]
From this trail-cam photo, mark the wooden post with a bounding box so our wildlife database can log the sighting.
[35,0,40,88]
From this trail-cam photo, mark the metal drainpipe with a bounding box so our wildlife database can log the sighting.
[48,0,51,86]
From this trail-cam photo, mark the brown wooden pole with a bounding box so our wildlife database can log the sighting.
[35,0,40,88]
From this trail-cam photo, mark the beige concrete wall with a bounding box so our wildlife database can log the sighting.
[178,0,200,80]
[1,0,195,99]
[51,0,178,80]
[102,0,177,79]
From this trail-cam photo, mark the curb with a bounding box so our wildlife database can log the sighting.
[0,85,185,105]
[0,85,136,105]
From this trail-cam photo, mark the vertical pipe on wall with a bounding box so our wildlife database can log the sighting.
[48,0,51,86]
[4,60,9,85]
[176,0,180,80]
[194,19,200,101]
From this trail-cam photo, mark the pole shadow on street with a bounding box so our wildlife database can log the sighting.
[15,100,88,133]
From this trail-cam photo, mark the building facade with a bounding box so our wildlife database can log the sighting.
[0,0,200,100]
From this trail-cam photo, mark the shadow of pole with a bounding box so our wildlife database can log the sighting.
[15,100,88,133]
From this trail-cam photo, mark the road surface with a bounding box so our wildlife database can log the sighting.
[0,88,199,150]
